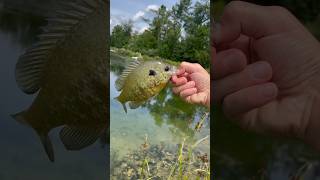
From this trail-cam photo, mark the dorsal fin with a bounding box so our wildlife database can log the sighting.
[15,0,100,94]
[115,58,141,91]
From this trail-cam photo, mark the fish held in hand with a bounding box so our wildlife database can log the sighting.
[115,59,176,113]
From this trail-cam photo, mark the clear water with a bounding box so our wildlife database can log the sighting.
[0,4,108,180]
[110,53,210,162]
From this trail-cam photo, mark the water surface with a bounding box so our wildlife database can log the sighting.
[110,53,210,163]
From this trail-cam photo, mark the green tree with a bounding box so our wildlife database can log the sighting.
[111,0,210,68]
[127,30,157,56]
[182,0,210,67]
[110,21,132,48]
[149,5,170,48]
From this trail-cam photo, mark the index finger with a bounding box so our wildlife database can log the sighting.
[171,75,187,86]
[213,1,299,45]
[179,61,205,74]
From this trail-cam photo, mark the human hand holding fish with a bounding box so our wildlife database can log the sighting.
[212,1,320,152]
[171,62,210,108]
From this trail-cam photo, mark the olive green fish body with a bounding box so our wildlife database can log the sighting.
[115,60,176,113]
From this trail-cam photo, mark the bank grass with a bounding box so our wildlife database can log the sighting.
[111,47,181,66]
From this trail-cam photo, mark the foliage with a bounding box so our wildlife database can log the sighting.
[110,0,210,68]
[110,21,133,48]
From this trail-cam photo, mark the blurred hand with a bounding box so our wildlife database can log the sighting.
[212,1,320,151]
[171,62,210,107]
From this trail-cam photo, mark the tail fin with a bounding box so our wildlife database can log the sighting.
[11,111,55,162]
[114,96,127,113]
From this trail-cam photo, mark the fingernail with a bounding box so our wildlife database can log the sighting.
[252,62,272,80]
[261,84,277,98]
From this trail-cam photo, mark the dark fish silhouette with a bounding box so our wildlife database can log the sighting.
[12,0,109,162]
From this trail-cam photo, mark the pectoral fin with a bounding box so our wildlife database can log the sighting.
[129,101,144,109]
[114,96,127,113]
[59,126,102,150]
[39,133,55,162]
[120,102,127,113]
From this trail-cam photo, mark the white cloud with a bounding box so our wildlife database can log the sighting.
[146,4,159,12]
[138,26,149,34]
[132,11,145,21]
[111,4,160,32]
[110,7,132,31]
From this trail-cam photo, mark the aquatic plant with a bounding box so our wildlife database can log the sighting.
[167,136,210,180]
[110,134,210,179]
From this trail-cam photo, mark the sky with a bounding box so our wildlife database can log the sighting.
[110,0,196,34]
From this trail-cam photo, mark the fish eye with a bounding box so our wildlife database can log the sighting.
[164,66,169,71]
[149,69,156,76]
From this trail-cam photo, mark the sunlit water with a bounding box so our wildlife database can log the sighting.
[110,54,210,162]
[0,6,107,180]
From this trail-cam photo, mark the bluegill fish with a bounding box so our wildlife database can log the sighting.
[115,59,176,113]
[12,0,108,162]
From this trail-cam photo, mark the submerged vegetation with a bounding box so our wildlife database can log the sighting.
[110,104,210,179]
[111,134,210,179]
[110,0,210,68]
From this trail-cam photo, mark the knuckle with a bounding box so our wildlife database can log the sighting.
[224,1,241,12]
[194,63,202,69]
[268,6,290,16]
[223,1,244,16]
[180,62,188,67]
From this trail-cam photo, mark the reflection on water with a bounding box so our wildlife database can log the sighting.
[0,0,108,179]
[110,53,210,170]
